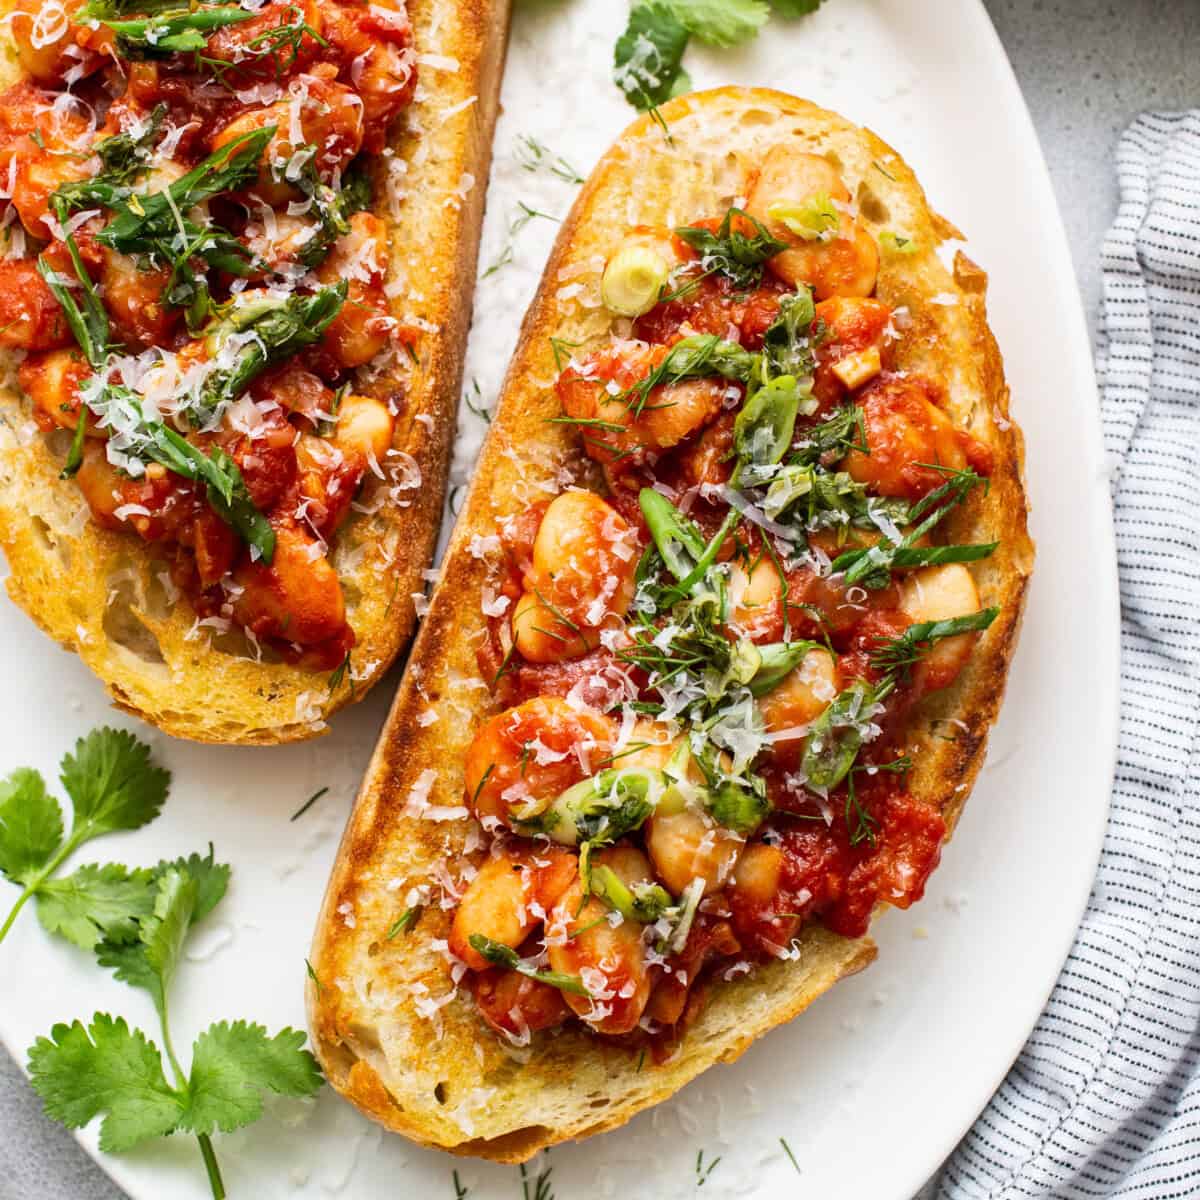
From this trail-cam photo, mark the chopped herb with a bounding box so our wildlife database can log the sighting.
[869,608,999,676]
[467,935,589,996]
[385,906,422,939]
[290,787,329,823]
[780,1136,801,1173]
[196,2,326,85]
[464,378,491,424]
[519,1160,556,1200]
[617,333,755,416]
[327,651,353,695]
[696,1148,722,1186]
[305,958,323,996]
[514,134,583,184]
[98,6,255,57]
[676,206,788,290]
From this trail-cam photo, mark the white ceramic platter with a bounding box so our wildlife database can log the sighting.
[0,0,1118,1197]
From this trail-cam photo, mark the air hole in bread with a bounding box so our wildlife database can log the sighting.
[141,563,176,621]
[103,574,166,666]
[856,183,890,225]
[29,515,69,569]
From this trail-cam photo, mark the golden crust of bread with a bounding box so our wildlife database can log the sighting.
[0,0,510,743]
[307,87,1034,1157]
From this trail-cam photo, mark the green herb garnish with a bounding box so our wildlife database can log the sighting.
[868,608,1000,676]
[385,906,422,939]
[467,935,589,996]
[0,729,168,947]
[30,851,321,1199]
[676,206,787,290]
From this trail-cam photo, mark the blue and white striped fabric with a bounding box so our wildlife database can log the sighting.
[926,110,1200,1199]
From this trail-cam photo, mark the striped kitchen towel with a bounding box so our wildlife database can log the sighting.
[926,110,1200,1199]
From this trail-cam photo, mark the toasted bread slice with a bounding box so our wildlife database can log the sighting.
[308,87,1033,1157]
[0,0,509,743]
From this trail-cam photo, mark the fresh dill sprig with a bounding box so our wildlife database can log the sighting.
[514,134,583,184]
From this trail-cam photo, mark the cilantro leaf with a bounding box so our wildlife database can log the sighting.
[36,863,155,949]
[661,0,769,46]
[770,0,823,13]
[0,768,63,884]
[97,853,230,1014]
[98,868,197,1016]
[154,847,230,925]
[614,3,690,111]
[27,1015,183,1153]
[60,727,170,841]
[182,1021,322,1135]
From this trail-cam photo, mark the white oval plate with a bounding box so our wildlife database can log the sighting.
[0,1,1117,1197]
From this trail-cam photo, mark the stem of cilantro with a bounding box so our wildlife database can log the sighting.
[158,997,226,1199]
[197,1137,226,1200]
[0,830,85,944]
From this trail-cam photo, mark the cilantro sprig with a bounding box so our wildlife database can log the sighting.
[26,853,320,1199]
[0,728,168,946]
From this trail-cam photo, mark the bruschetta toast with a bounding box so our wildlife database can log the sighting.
[308,87,1033,1159]
[0,0,508,742]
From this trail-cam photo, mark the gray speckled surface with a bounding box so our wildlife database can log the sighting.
[0,2,1194,1198]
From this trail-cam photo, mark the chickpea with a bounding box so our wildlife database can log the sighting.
[230,521,346,645]
[74,441,124,525]
[557,340,728,472]
[463,696,616,830]
[292,432,358,537]
[100,248,179,350]
[757,647,841,760]
[511,590,599,663]
[333,393,395,464]
[10,142,90,239]
[731,842,785,905]
[812,296,891,405]
[210,73,364,204]
[315,213,393,369]
[728,559,782,641]
[646,807,743,897]
[840,374,968,500]
[18,349,94,433]
[729,842,803,953]
[512,491,639,664]
[449,847,577,971]
[897,563,982,693]
[745,146,878,300]
[547,847,652,1035]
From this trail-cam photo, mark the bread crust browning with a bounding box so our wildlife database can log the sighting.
[308,88,1033,1157]
[0,0,511,744]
